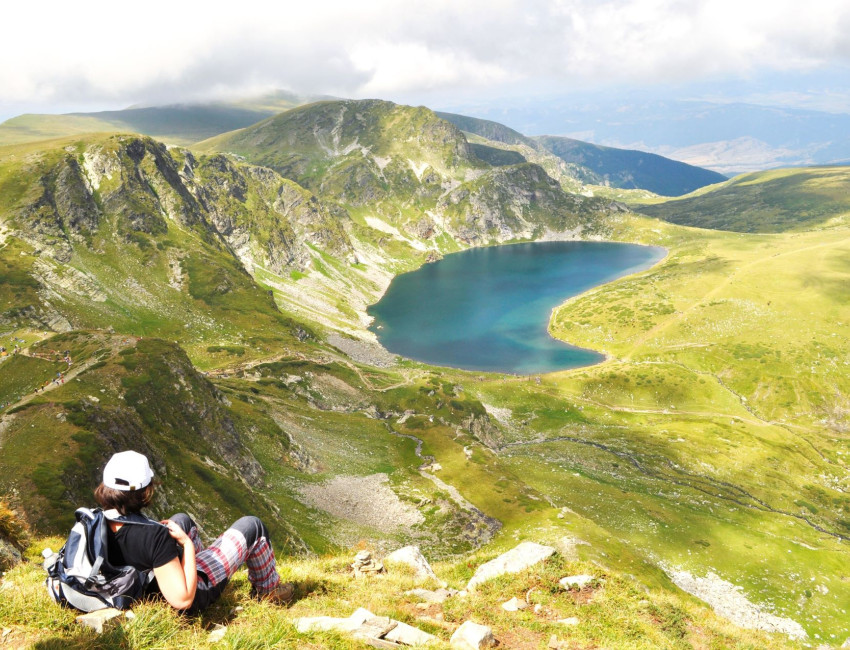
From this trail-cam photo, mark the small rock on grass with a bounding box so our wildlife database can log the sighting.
[406,587,456,604]
[557,617,580,626]
[208,625,227,642]
[559,574,594,589]
[75,608,123,634]
[450,621,497,649]
[548,635,568,650]
[501,596,528,612]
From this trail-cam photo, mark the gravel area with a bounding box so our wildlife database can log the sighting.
[663,566,807,640]
[296,473,423,533]
[326,333,398,367]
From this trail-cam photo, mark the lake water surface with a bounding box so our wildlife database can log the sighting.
[367,241,665,374]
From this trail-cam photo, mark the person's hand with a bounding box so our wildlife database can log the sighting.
[162,519,191,545]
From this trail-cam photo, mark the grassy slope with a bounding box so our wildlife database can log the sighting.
[1,537,798,649]
[636,166,850,232]
[492,215,850,639]
[0,333,305,548]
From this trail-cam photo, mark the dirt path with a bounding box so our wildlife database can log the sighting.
[1,355,97,416]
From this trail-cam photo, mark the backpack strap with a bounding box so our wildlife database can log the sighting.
[84,556,104,589]
[103,510,163,526]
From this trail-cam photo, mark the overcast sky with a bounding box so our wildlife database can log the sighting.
[3,0,850,121]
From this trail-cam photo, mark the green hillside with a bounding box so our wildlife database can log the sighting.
[0,90,324,147]
[435,111,535,147]
[196,99,614,246]
[636,166,850,231]
[535,135,728,196]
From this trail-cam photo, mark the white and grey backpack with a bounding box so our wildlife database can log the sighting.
[43,507,159,612]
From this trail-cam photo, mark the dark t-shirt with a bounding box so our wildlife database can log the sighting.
[106,517,222,613]
[108,522,181,571]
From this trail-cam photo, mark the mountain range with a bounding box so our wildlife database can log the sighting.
[445,98,850,174]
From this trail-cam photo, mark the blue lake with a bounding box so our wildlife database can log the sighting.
[367,241,666,374]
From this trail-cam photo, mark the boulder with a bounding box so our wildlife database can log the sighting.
[450,621,497,649]
[386,546,439,582]
[467,541,556,591]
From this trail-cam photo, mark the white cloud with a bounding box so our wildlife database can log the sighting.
[1,0,849,114]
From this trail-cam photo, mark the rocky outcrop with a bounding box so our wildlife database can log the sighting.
[195,154,352,273]
[385,545,439,582]
[466,541,556,591]
[438,164,586,245]
[0,501,28,572]
[462,411,502,450]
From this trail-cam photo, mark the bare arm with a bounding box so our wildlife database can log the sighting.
[152,520,197,610]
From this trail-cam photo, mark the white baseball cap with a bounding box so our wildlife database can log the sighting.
[103,451,154,491]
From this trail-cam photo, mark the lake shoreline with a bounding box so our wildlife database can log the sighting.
[367,240,666,375]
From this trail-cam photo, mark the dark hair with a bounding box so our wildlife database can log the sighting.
[93,482,154,515]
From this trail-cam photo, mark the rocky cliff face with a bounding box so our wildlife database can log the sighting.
[437,163,588,244]
[6,136,351,276]
[194,153,352,273]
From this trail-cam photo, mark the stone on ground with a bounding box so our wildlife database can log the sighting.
[295,607,437,646]
[450,621,497,649]
[352,550,385,578]
[557,617,580,626]
[295,607,375,634]
[385,620,439,645]
[353,617,397,641]
[208,624,227,642]
[559,574,594,589]
[405,587,456,604]
[75,608,123,634]
[386,545,439,582]
[548,635,568,649]
[467,541,556,591]
[501,596,528,611]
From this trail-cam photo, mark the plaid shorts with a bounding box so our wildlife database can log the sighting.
[170,514,280,595]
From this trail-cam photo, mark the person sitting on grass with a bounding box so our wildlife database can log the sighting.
[95,450,294,613]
